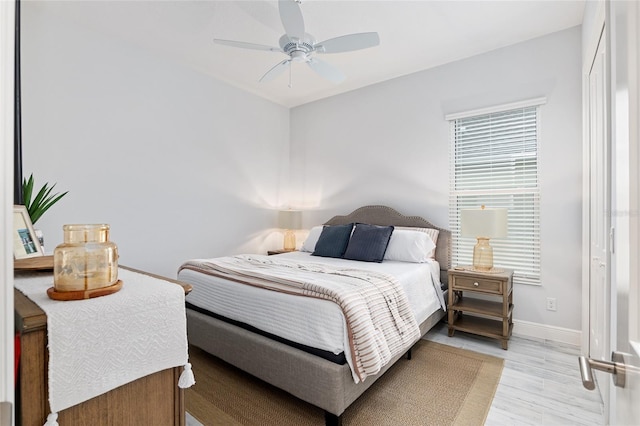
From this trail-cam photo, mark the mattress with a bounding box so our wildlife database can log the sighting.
[179,251,445,380]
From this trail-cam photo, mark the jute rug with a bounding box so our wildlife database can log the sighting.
[186,339,503,426]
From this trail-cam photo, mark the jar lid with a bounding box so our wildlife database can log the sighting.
[63,224,110,243]
[63,224,110,231]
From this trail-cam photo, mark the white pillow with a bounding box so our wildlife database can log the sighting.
[384,229,437,263]
[423,228,439,259]
[395,226,439,259]
[300,226,324,252]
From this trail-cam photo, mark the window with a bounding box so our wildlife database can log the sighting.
[447,99,544,286]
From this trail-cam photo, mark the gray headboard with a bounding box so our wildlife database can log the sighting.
[324,205,451,284]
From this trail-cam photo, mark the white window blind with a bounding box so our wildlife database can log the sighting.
[449,104,541,286]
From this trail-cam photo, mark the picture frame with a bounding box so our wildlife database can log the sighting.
[13,205,43,259]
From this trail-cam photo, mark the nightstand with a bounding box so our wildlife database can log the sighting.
[267,249,296,256]
[447,267,514,350]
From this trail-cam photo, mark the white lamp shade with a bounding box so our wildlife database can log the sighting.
[278,210,302,230]
[461,208,508,238]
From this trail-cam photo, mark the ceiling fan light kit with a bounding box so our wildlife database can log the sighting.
[214,0,380,85]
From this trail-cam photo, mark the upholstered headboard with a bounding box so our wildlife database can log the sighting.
[324,205,451,285]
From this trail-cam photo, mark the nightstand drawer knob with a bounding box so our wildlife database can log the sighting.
[473,282,479,287]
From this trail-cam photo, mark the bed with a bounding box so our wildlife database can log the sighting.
[178,205,451,425]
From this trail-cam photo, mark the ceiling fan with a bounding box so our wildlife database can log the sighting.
[214,0,380,84]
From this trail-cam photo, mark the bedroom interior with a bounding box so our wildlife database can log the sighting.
[2,0,639,425]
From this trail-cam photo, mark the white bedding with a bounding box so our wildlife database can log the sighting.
[179,251,444,380]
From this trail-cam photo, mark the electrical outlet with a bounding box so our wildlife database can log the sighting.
[546,297,557,311]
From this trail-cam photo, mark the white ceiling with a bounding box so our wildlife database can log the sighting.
[58,0,585,108]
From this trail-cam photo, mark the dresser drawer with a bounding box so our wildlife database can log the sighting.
[452,276,503,294]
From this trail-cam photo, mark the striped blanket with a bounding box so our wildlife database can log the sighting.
[179,254,421,383]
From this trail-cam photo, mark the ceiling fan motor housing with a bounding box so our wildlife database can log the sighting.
[280,34,316,61]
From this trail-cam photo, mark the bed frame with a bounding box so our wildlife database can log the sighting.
[186,205,451,425]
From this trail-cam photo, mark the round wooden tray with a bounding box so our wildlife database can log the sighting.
[47,280,123,301]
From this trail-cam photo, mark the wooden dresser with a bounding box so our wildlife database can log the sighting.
[14,266,190,426]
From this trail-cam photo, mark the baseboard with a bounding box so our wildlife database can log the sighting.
[512,319,581,346]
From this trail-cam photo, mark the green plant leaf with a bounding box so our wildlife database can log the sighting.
[31,184,53,211]
[30,191,68,224]
[21,174,68,224]
[23,174,34,209]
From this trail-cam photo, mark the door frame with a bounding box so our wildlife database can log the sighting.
[0,0,16,420]
[581,0,610,419]
[582,1,606,358]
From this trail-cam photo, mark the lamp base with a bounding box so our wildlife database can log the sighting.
[283,230,296,251]
[472,237,494,271]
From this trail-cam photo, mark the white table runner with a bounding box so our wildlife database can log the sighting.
[14,268,191,415]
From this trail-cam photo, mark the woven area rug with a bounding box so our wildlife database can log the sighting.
[186,339,504,425]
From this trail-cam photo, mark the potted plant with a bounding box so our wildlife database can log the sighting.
[22,174,68,250]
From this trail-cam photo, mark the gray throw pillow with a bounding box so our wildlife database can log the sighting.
[311,224,354,258]
[343,223,394,263]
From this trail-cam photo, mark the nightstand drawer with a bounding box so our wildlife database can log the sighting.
[452,277,502,294]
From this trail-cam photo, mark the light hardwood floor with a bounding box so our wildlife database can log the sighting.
[186,322,606,425]
[425,322,605,425]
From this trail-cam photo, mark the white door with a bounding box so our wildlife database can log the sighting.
[581,2,640,424]
[612,0,640,423]
[587,22,610,409]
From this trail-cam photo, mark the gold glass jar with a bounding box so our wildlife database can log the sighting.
[53,224,118,292]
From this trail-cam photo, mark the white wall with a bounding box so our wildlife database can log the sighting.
[20,2,290,279]
[290,26,584,331]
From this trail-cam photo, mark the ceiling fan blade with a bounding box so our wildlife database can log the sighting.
[259,59,291,83]
[307,58,345,84]
[316,32,380,54]
[278,0,305,41]
[214,39,282,53]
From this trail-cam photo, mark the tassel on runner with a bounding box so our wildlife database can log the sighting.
[44,412,58,426]
[178,362,195,388]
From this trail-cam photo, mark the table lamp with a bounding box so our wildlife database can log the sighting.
[278,210,302,251]
[461,206,508,271]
